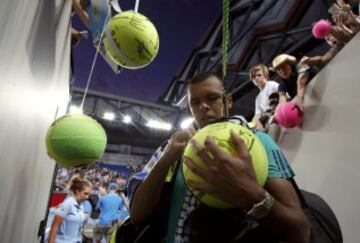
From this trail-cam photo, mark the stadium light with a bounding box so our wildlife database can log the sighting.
[146,119,172,131]
[180,117,194,129]
[69,105,82,114]
[123,115,132,124]
[103,112,115,121]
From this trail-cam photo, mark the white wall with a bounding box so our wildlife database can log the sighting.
[0,0,71,242]
[280,33,360,242]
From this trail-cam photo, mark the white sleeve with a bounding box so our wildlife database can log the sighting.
[254,96,261,115]
[269,81,279,93]
[54,197,71,218]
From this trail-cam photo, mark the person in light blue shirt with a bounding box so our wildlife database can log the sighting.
[93,183,126,243]
[82,199,94,243]
[118,198,130,222]
[48,175,92,243]
[83,199,92,220]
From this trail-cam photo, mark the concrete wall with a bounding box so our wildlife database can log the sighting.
[280,33,360,242]
[0,0,71,242]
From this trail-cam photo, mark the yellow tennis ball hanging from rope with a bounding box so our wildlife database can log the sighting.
[182,122,268,209]
[103,10,159,69]
[45,114,107,167]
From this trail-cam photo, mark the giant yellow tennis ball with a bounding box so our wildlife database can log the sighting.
[183,122,268,208]
[103,10,159,69]
[45,114,107,167]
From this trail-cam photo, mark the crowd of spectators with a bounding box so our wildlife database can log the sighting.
[250,0,360,141]
[55,162,144,194]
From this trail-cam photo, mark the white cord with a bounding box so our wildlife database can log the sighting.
[134,0,140,13]
[80,7,112,110]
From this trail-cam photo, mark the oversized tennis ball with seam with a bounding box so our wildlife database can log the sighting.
[45,114,107,167]
[182,122,268,208]
[103,10,159,69]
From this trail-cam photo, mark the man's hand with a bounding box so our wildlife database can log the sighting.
[335,10,357,26]
[184,131,265,211]
[164,127,196,160]
[334,4,359,27]
[291,95,304,111]
[130,127,195,225]
[299,56,309,66]
[185,132,311,242]
[71,27,84,47]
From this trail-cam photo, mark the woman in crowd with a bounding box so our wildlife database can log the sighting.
[48,175,92,243]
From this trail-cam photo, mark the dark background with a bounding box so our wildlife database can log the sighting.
[72,0,221,102]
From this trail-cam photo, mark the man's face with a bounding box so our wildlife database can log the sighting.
[252,70,267,88]
[276,62,293,80]
[187,76,232,128]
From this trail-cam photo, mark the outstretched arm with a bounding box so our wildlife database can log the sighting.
[296,72,309,101]
[252,114,265,131]
[73,0,90,28]
[300,54,335,67]
[130,128,195,225]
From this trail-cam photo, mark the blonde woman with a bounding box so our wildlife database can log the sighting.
[48,175,92,243]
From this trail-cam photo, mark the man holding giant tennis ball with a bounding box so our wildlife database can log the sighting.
[129,72,310,242]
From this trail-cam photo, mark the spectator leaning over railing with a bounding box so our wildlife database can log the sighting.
[299,19,350,69]
[270,54,316,111]
[249,64,281,142]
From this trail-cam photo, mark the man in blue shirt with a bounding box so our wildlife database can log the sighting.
[93,183,125,243]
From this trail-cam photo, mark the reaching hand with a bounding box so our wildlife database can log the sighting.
[291,95,304,111]
[299,56,309,66]
[334,4,358,27]
[165,127,196,159]
[184,131,265,211]
[71,27,83,47]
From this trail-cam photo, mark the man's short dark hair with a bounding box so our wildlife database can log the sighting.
[187,72,222,85]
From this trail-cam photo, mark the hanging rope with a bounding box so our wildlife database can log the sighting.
[222,0,229,80]
[80,6,112,111]
[222,0,230,117]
